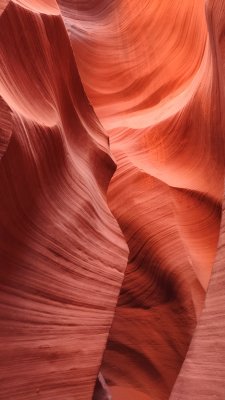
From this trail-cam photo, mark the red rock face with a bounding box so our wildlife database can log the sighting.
[0,2,128,399]
[1,1,225,399]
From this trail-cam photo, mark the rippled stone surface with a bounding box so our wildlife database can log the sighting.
[1,1,225,399]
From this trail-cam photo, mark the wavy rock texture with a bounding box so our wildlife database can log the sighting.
[58,1,225,399]
[170,1,225,398]
[0,1,128,399]
[1,1,225,400]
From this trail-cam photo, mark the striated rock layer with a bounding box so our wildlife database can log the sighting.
[1,0,225,400]
[170,0,225,397]
[58,0,225,399]
[0,1,128,399]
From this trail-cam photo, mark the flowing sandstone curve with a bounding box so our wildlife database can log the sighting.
[58,1,225,399]
[169,0,225,398]
[1,0,225,400]
[0,2,128,399]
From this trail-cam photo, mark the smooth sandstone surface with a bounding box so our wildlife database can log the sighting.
[1,1,225,400]
[0,1,128,399]
[59,0,225,399]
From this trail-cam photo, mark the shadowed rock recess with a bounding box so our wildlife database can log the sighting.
[0,1,225,399]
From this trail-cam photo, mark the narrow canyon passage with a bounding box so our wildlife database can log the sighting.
[1,1,225,400]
